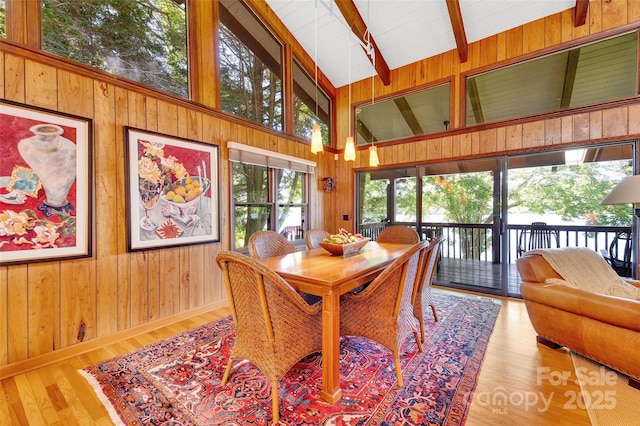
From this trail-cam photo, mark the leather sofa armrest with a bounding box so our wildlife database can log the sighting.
[516,254,562,283]
[521,281,640,332]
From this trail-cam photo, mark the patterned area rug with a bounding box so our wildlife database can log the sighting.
[80,290,500,425]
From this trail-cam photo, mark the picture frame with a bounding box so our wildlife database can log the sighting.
[125,127,220,251]
[0,100,93,265]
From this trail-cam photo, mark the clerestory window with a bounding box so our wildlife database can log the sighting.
[218,0,283,131]
[41,0,188,98]
[465,32,638,125]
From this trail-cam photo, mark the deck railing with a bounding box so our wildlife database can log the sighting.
[358,221,631,264]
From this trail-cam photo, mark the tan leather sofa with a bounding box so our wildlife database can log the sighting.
[517,253,640,389]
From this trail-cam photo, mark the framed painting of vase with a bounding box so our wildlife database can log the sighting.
[125,127,220,251]
[0,100,93,265]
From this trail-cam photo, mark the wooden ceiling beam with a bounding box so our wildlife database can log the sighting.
[445,0,468,63]
[393,97,424,135]
[334,0,391,86]
[574,0,589,27]
[560,49,580,109]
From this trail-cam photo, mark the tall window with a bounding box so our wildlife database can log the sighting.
[466,32,638,125]
[293,59,331,146]
[41,0,188,98]
[219,0,283,130]
[229,143,313,251]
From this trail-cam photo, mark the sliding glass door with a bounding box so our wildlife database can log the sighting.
[356,141,636,297]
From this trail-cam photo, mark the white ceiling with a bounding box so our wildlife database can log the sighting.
[265,0,578,88]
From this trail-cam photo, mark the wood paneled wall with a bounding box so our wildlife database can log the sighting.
[324,0,640,234]
[0,53,322,377]
[1,0,639,377]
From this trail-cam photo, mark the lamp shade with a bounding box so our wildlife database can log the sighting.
[601,175,640,205]
[310,124,323,154]
[344,137,356,161]
[369,145,379,167]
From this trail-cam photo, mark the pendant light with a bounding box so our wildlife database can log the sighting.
[310,1,323,155]
[366,2,378,167]
[344,31,356,162]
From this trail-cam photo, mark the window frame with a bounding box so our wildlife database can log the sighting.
[228,142,314,252]
[462,29,639,127]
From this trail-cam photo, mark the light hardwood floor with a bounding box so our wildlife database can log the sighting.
[0,290,593,425]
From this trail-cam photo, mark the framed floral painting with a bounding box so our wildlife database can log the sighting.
[125,127,220,251]
[0,100,93,265]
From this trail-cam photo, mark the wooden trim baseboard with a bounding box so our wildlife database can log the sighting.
[0,299,229,380]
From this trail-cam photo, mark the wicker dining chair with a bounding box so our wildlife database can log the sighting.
[305,229,330,249]
[412,236,445,341]
[376,225,420,244]
[216,251,323,425]
[248,230,296,259]
[340,241,424,387]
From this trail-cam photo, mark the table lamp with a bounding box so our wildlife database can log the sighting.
[601,175,640,217]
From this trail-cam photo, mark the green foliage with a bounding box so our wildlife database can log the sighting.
[41,0,187,97]
[0,0,5,38]
[219,24,283,130]
[508,162,632,226]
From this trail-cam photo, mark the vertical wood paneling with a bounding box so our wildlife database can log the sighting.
[4,54,26,102]
[59,258,96,348]
[114,87,131,331]
[24,61,56,109]
[93,81,118,337]
[602,106,628,138]
[589,110,603,140]
[0,266,6,365]
[0,53,6,98]
[7,267,28,362]
[573,113,590,142]
[27,262,59,357]
[561,116,573,144]
[602,0,627,30]
[544,118,562,146]
[57,71,93,117]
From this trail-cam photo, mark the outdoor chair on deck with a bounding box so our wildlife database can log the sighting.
[376,225,420,244]
[517,222,560,258]
[340,241,424,387]
[248,230,296,259]
[413,236,445,341]
[305,229,330,249]
[602,231,633,277]
[216,251,322,425]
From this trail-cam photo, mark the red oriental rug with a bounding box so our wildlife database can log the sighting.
[80,290,500,425]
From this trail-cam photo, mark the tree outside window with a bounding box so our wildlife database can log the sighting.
[41,0,188,98]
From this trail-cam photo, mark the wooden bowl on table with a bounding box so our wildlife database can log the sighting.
[319,238,370,256]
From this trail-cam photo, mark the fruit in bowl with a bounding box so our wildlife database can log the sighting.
[160,176,211,215]
[319,228,370,256]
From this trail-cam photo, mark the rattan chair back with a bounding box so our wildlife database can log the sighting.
[412,236,445,341]
[339,241,424,387]
[248,230,296,259]
[216,251,322,424]
[305,229,330,249]
[376,225,420,244]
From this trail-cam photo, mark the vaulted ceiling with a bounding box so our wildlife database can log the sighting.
[265,0,587,88]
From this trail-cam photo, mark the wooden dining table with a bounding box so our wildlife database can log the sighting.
[258,241,414,404]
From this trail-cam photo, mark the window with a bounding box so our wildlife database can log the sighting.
[229,143,314,251]
[0,0,5,38]
[355,83,450,145]
[466,32,638,125]
[293,59,331,146]
[219,0,283,130]
[41,0,188,98]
